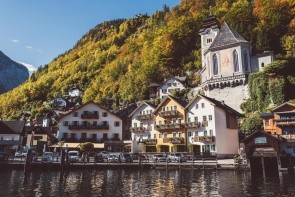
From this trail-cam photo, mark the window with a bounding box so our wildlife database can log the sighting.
[70,133,76,139]
[81,133,86,139]
[174,105,177,110]
[82,121,87,126]
[73,112,78,117]
[173,132,177,138]
[195,104,199,109]
[140,123,143,127]
[203,116,207,121]
[204,130,207,136]
[150,110,153,114]
[164,133,167,138]
[194,131,198,136]
[178,132,181,137]
[162,89,167,93]
[142,111,145,115]
[213,54,218,75]
[209,130,213,136]
[0,137,3,141]
[73,121,78,125]
[261,62,265,67]
[93,121,97,126]
[167,83,171,86]
[114,121,120,127]
[159,134,162,138]
[103,133,108,139]
[159,121,162,125]
[102,112,107,117]
[265,119,270,126]
[206,38,212,43]
[162,107,165,111]
[102,121,108,126]
[201,103,205,108]
[114,133,119,139]
[188,132,192,137]
[147,121,151,126]
[194,117,198,123]
[172,118,176,124]
[187,118,191,123]
[178,119,181,124]
[243,51,249,72]
[63,121,68,126]
[154,134,156,139]
[134,123,137,127]
[63,133,68,138]
[233,50,239,72]
[211,145,216,151]
[209,115,212,121]
[91,134,97,139]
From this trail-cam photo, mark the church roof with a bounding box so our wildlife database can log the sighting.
[208,22,249,51]
[199,14,220,33]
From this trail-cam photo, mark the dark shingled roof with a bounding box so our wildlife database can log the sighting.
[199,14,220,33]
[208,22,249,51]
[0,121,25,134]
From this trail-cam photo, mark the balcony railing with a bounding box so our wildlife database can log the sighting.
[81,113,99,119]
[169,137,184,144]
[136,114,153,121]
[155,123,185,131]
[275,119,295,126]
[281,134,295,142]
[68,124,109,130]
[61,137,79,143]
[130,127,145,133]
[159,110,179,117]
[201,121,208,127]
[142,139,157,145]
[186,122,200,128]
[193,136,215,143]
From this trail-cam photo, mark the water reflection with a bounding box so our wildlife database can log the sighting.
[0,169,294,196]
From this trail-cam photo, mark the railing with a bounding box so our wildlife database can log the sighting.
[169,137,184,144]
[281,134,295,142]
[193,136,215,143]
[142,139,157,145]
[203,74,247,84]
[159,110,179,117]
[136,114,153,121]
[275,119,295,126]
[130,127,146,133]
[186,122,200,128]
[61,137,79,143]
[68,124,109,130]
[81,113,99,119]
[155,123,185,131]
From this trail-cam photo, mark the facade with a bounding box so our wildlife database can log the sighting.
[153,96,188,153]
[157,76,187,99]
[185,95,240,158]
[56,101,123,152]
[129,101,157,153]
[199,14,273,112]
[0,121,25,151]
[261,102,295,157]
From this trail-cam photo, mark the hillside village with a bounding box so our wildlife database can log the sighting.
[1,13,294,169]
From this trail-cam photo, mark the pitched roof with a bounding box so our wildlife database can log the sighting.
[158,76,187,89]
[271,102,295,113]
[185,94,242,116]
[199,14,220,33]
[0,121,25,134]
[129,101,157,117]
[208,22,249,51]
[153,96,188,114]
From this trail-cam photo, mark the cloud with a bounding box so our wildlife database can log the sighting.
[26,45,33,49]
[12,39,19,43]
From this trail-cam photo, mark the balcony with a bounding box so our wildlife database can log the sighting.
[136,114,153,121]
[68,124,109,130]
[280,134,295,142]
[186,122,200,129]
[201,121,208,127]
[275,119,295,126]
[155,123,185,131]
[159,110,179,117]
[142,139,157,145]
[130,127,146,133]
[81,113,99,119]
[79,138,98,143]
[193,136,215,143]
[61,137,79,143]
[169,137,184,144]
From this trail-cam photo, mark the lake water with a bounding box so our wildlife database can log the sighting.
[0,169,294,196]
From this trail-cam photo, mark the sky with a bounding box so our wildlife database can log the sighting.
[0,0,179,69]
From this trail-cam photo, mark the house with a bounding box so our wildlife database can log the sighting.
[153,96,188,153]
[128,101,157,153]
[56,101,123,152]
[199,14,274,112]
[261,102,295,157]
[0,121,25,152]
[158,76,187,99]
[185,94,241,158]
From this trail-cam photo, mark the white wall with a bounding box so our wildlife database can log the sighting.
[159,78,186,99]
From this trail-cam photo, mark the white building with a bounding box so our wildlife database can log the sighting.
[158,76,187,99]
[185,94,240,158]
[129,101,157,153]
[56,101,123,151]
[199,14,273,112]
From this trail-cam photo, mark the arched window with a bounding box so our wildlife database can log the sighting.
[213,54,218,75]
[233,50,239,72]
[243,51,249,72]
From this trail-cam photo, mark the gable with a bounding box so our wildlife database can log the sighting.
[272,102,295,113]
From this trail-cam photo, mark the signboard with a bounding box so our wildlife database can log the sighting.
[254,137,267,144]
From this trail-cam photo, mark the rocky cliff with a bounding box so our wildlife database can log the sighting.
[0,51,29,94]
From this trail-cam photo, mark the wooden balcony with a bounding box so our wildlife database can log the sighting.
[186,122,200,128]
[136,114,153,121]
[130,127,145,133]
[275,119,295,126]
[81,113,99,119]
[155,123,185,131]
[142,139,157,145]
[169,137,184,144]
[159,110,179,117]
[193,136,215,143]
[68,124,109,130]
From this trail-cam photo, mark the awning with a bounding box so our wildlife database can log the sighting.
[51,143,104,149]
